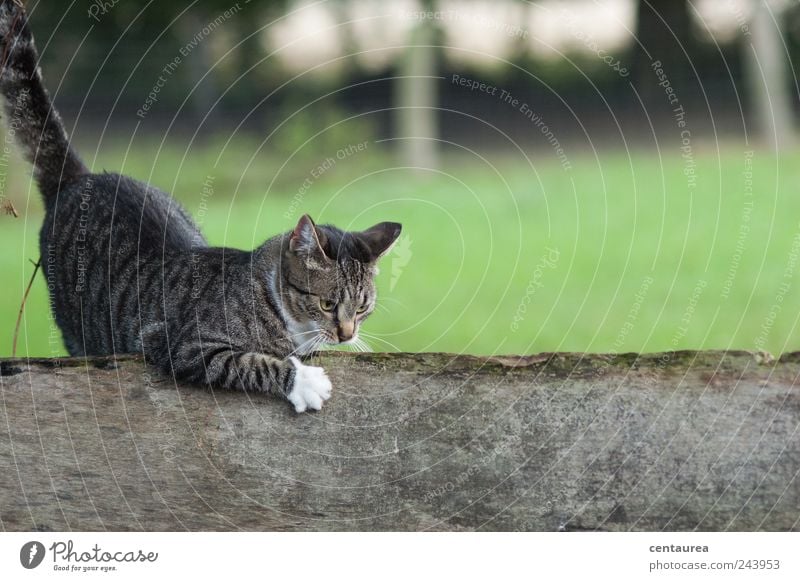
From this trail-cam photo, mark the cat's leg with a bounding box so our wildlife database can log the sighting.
[62,334,85,357]
[176,346,332,412]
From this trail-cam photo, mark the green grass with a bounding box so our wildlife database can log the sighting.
[3,135,800,357]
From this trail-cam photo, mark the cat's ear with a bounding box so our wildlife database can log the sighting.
[289,214,330,260]
[360,222,402,262]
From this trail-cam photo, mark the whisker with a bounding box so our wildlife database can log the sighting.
[288,332,322,358]
[311,332,338,355]
[307,336,327,362]
[290,329,321,340]
[358,332,401,351]
[354,337,373,352]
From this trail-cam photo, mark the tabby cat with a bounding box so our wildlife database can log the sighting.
[0,2,400,412]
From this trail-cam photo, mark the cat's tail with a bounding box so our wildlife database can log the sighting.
[0,1,87,203]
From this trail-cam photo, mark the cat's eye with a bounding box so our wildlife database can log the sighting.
[319,299,336,312]
[356,304,369,314]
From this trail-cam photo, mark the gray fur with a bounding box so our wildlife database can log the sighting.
[0,2,401,409]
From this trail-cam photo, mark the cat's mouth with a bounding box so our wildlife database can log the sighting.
[323,334,357,345]
[319,330,358,347]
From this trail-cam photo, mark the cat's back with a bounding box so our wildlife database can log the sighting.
[41,172,204,253]
[40,172,206,355]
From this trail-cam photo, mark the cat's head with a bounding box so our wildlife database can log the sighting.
[278,214,401,351]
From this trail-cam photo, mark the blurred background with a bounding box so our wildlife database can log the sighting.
[2,0,800,357]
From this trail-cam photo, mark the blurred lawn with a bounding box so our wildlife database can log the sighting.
[3,136,800,357]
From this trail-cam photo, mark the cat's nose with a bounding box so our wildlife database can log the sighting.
[337,321,355,342]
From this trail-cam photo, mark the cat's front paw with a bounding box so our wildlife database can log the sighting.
[287,356,332,413]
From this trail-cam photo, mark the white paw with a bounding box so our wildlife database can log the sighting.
[287,357,332,413]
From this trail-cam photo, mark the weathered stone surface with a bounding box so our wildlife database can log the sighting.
[0,350,798,531]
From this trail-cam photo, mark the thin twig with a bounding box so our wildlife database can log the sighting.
[12,258,40,358]
[1,199,19,217]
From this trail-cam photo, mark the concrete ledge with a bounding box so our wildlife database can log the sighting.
[0,350,798,531]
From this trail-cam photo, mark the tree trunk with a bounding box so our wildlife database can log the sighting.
[394,2,439,171]
[744,1,796,151]
[1,350,798,531]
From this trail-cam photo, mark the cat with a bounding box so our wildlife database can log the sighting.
[0,1,400,412]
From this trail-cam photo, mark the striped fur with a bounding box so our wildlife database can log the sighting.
[0,2,400,411]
